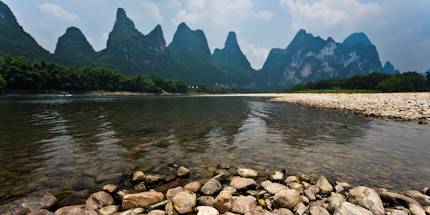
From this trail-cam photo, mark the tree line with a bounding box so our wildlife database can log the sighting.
[284,71,430,93]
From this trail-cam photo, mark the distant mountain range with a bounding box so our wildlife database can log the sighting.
[1,1,391,91]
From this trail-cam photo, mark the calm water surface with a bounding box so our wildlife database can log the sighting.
[0,95,429,204]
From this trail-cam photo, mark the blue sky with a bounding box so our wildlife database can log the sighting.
[2,0,430,72]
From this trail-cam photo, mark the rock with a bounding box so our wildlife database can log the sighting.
[148,209,166,215]
[184,181,201,192]
[272,208,294,215]
[215,191,232,213]
[217,163,231,169]
[196,206,220,215]
[165,201,174,215]
[97,205,119,215]
[213,172,228,182]
[250,206,272,215]
[0,191,57,214]
[422,187,429,196]
[305,189,317,201]
[73,177,95,190]
[96,173,123,183]
[222,186,237,194]
[268,171,284,181]
[316,176,333,194]
[327,193,346,214]
[336,182,351,189]
[348,186,384,215]
[294,202,306,215]
[284,176,300,184]
[167,186,184,201]
[246,190,259,197]
[333,202,372,215]
[85,191,114,210]
[145,175,163,185]
[116,207,144,215]
[133,183,147,192]
[265,199,273,211]
[273,189,301,209]
[57,194,86,208]
[299,174,311,183]
[378,190,426,215]
[103,184,118,194]
[237,168,258,178]
[335,185,344,193]
[289,182,304,194]
[28,209,54,215]
[385,208,409,215]
[114,190,125,202]
[172,191,197,214]
[53,205,97,215]
[301,196,309,204]
[230,177,257,190]
[261,180,289,195]
[309,206,330,215]
[404,190,430,206]
[148,200,170,210]
[121,191,164,210]
[425,206,430,214]
[132,171,146,182]
[214,169,230,178]
[308,185,320,194]
[197,196,216,207]
[201,179,222,195]
[176,166,190,177]
[231,196,256,214]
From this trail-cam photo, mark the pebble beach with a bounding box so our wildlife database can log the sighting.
[268,93,430,123]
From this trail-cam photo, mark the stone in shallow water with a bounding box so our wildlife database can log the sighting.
[268,171,283,181]
[230,177,257,191]
[175,166,190,177]
[201,179,222,196]
[316,176,333,194]
[237,168,258,178]
[85,191,114,210]
[121,191,164,210]
[184,181,201,193]
[0,191,57,214]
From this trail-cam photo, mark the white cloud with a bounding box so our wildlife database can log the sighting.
[254,11,275,21]
[238,39,271,69]
[166,0,182,8]
[100,33,109,41]
[279,0,380,35]
[38,3,81,23]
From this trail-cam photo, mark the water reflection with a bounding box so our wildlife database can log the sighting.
[0,96,429,205]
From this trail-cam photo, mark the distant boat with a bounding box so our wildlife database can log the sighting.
[58,92,72,96]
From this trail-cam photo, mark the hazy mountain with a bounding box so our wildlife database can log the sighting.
[212,32,261,87]
[167,22,229,85]
[260,29,382,91]
[342,32,372,47]
[382,61,400,74]
[0,1,52,61]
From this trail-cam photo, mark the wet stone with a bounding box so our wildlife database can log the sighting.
[184,181,201,193]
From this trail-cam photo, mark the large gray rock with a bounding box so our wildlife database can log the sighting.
[316,176,333,194]
[97,205,119,215]
[196,206,220,215]
[230,177,257,190]
[231,196,256,214]
[0,191,57,214]
[85,191,114,210]
[404,190,430,206]
[261,180,289,195]
[172,191,197,214]
[53,205,97,215]
[215,191,232,213]
[121,191,164,210]
[348,186,384,215]
[237,168,258,178]
[201,179,222,195]
[273,189,300,209]
[309,206,330,215]
[333,202,372,215]
[378,190,426,215]
[327,193,346,214]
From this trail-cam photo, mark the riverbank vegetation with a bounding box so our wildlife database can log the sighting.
[284,72,430,93]
[0,55,259,94]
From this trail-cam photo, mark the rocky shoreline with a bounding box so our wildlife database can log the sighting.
[1,164,429,215]
[268,93,430,123]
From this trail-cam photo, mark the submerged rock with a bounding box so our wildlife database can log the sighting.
[0,191,57,214]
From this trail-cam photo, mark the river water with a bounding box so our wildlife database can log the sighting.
[0,95,429,204]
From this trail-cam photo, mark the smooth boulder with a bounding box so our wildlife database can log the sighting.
[231,196,256,214]
[184,181,201,193]
[316,176,333,194]
[333,202,372,215]
[261,180,289,195]
[53,205,97,215]
[215,191,232,213]
[85,191,114,210]
[404,190,430,206]
[0,191,57,214]
[273,189,301,209]
[121,191,164,210]
[196,206,220,215]
[230,177,257,190]
[348,186,384,215]
[172,191,197,214]
[201,179,222,195]
[237,168,258,178]
[176,166,190,177]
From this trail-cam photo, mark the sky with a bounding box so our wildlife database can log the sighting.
[2,0,430,72]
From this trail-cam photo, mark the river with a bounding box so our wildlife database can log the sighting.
[0,95,429,204]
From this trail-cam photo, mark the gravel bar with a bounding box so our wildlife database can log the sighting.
[269,93,430,122]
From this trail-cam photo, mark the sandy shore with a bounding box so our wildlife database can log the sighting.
[268,93,430,122]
